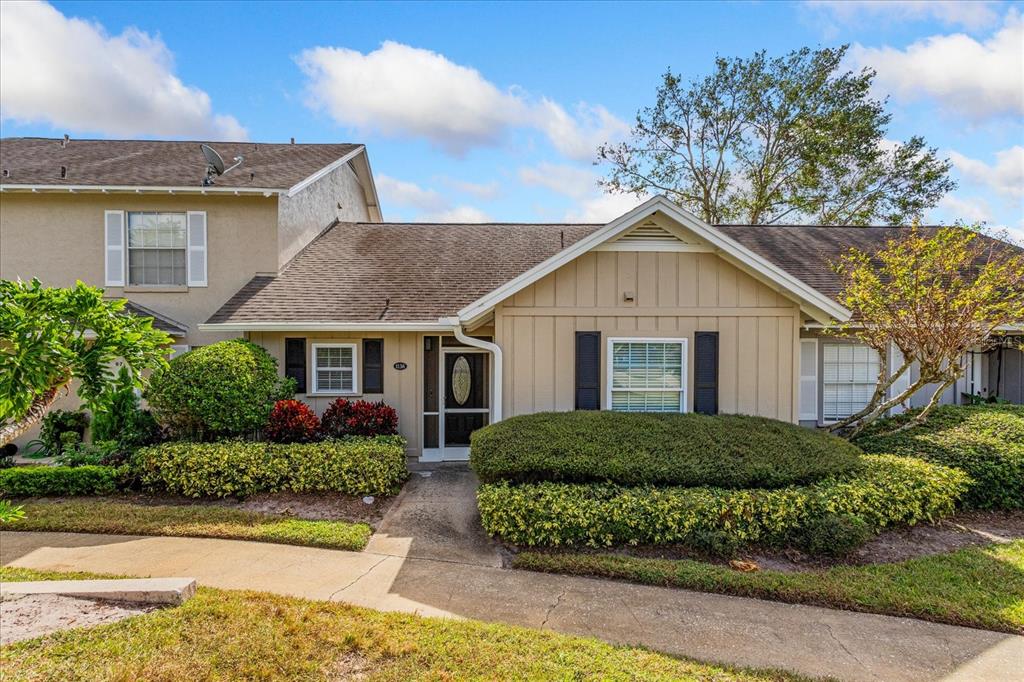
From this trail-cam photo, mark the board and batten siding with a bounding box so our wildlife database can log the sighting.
[494,250,802,421]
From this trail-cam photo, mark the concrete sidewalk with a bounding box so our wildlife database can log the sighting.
[3,529,1021,682]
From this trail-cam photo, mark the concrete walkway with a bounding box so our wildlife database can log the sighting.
[2,470,1022,682]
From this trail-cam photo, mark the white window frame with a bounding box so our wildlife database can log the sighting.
[311,343,359,395]
[821,341,880,423]
[606,337,688,413]
[126,211,189,287]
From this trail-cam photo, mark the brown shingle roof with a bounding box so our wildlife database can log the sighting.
[122,301,188,337]
[207,222,602,324]
[208,221,1019,325]
[0,138,361,190]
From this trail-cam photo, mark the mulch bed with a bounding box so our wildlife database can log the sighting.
[512,510,1024,572]
[29,491,397,527]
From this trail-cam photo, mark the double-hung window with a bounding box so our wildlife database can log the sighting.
[822,343,880,421]
[127,212,187,286]
[608,338,687,412]
[312,343,358,394]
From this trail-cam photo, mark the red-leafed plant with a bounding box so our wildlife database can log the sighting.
[265,399,321,443]
[320,398,398,438]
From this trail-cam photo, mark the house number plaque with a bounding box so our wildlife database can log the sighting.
[393,362,408,370]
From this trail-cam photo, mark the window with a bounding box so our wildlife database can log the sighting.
[128,212,187,286]
[822,343,880,421]
[312,343,358,394]
[608,338,687,413]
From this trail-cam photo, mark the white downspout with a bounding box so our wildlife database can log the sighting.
[442,317,503,422]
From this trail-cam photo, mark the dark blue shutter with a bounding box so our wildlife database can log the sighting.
[284,338,306,393]
[694,332,719,415]
[575,331,601,410]
[363,338,384,394]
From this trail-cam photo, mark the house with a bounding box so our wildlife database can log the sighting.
[2,138,1019,461]
[0,136,381,443]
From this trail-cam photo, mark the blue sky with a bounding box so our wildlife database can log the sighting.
[2,1,1021,236]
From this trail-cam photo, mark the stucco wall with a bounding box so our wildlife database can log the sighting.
[494,249,802,422]
[277,160,371,268]
[0,192,278,348]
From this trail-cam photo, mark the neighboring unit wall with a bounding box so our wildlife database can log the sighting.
[494,250,802,421]
[277,159,372,268]
[0,192,279,348]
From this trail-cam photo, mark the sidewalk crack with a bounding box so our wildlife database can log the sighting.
[326,555,388,601]
[823,622,882,681]
[541,589,567,628]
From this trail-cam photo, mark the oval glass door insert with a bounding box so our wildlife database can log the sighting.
[452,355,471,405]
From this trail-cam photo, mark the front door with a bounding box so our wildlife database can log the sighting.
[442,350,489,458]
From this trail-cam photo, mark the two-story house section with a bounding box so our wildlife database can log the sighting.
[0,137,382,352]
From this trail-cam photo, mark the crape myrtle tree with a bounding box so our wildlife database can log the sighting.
[827,226,1024,437]
[598,46,955,226]
[0,279,171,446]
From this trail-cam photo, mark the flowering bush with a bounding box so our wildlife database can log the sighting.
[265,400,321,443]
[320,398,398,438]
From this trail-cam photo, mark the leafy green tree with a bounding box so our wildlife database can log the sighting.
[828,227,1024,436]
[599,46,955,225]
[0,279,171,446]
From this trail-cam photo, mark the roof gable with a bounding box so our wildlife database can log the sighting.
[456,196,851,325]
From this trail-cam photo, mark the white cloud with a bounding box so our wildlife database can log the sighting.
[376,174,489,222]
[806,1,1001,32]
[0,1,245,139]
[440,177,501,201]
[849,11,1024,120]
[948,146,1024,198]
[298,41,626,160]
[934,194,993,223]
[564,192,648,223]
[423,205,491,223]
[518,162,599,199]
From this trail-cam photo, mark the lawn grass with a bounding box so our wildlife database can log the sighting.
[0,568,808,682]
[514,541,1024,634]
[5,500,372,551]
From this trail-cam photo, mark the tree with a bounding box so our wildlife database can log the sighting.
[826,227,1024,436]
[598,46,955,226]
[0,279,171,446]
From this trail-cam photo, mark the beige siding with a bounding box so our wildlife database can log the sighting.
[0,192,279,348]
[495,250,802,421]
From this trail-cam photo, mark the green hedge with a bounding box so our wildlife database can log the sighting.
[0,466,122,497]
[477,455,968,548]
[470,411,862,489]
[133,436,407,498]
[856,405,1024,510]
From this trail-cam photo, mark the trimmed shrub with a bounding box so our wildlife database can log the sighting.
[39,409,89,455]
[855,405,1024,510]
[265,400,321,443]
[797,514,872,557]
[133,436,407,498]
[320,399,398,438]
[0,465,122,496]
[146,339,294,439]
[471,411,863,489]
[476,455,968,548]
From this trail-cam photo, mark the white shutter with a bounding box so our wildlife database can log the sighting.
[799,339,818,421]
[187,211,207,287]
[104,210,125,286]
[889,344,912,414]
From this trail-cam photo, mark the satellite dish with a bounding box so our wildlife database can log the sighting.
[200,144,244,186]
[201,144,225,175]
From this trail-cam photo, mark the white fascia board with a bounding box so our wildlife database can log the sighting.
[0,184,281,195]
[456,195,851,325]
[198,320,454,333]
[354,148,383,222]
[286,146,366,198]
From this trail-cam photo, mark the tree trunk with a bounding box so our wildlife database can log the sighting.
[827,357,908,433]
[0,382,69,447]
[892,376,956,433]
